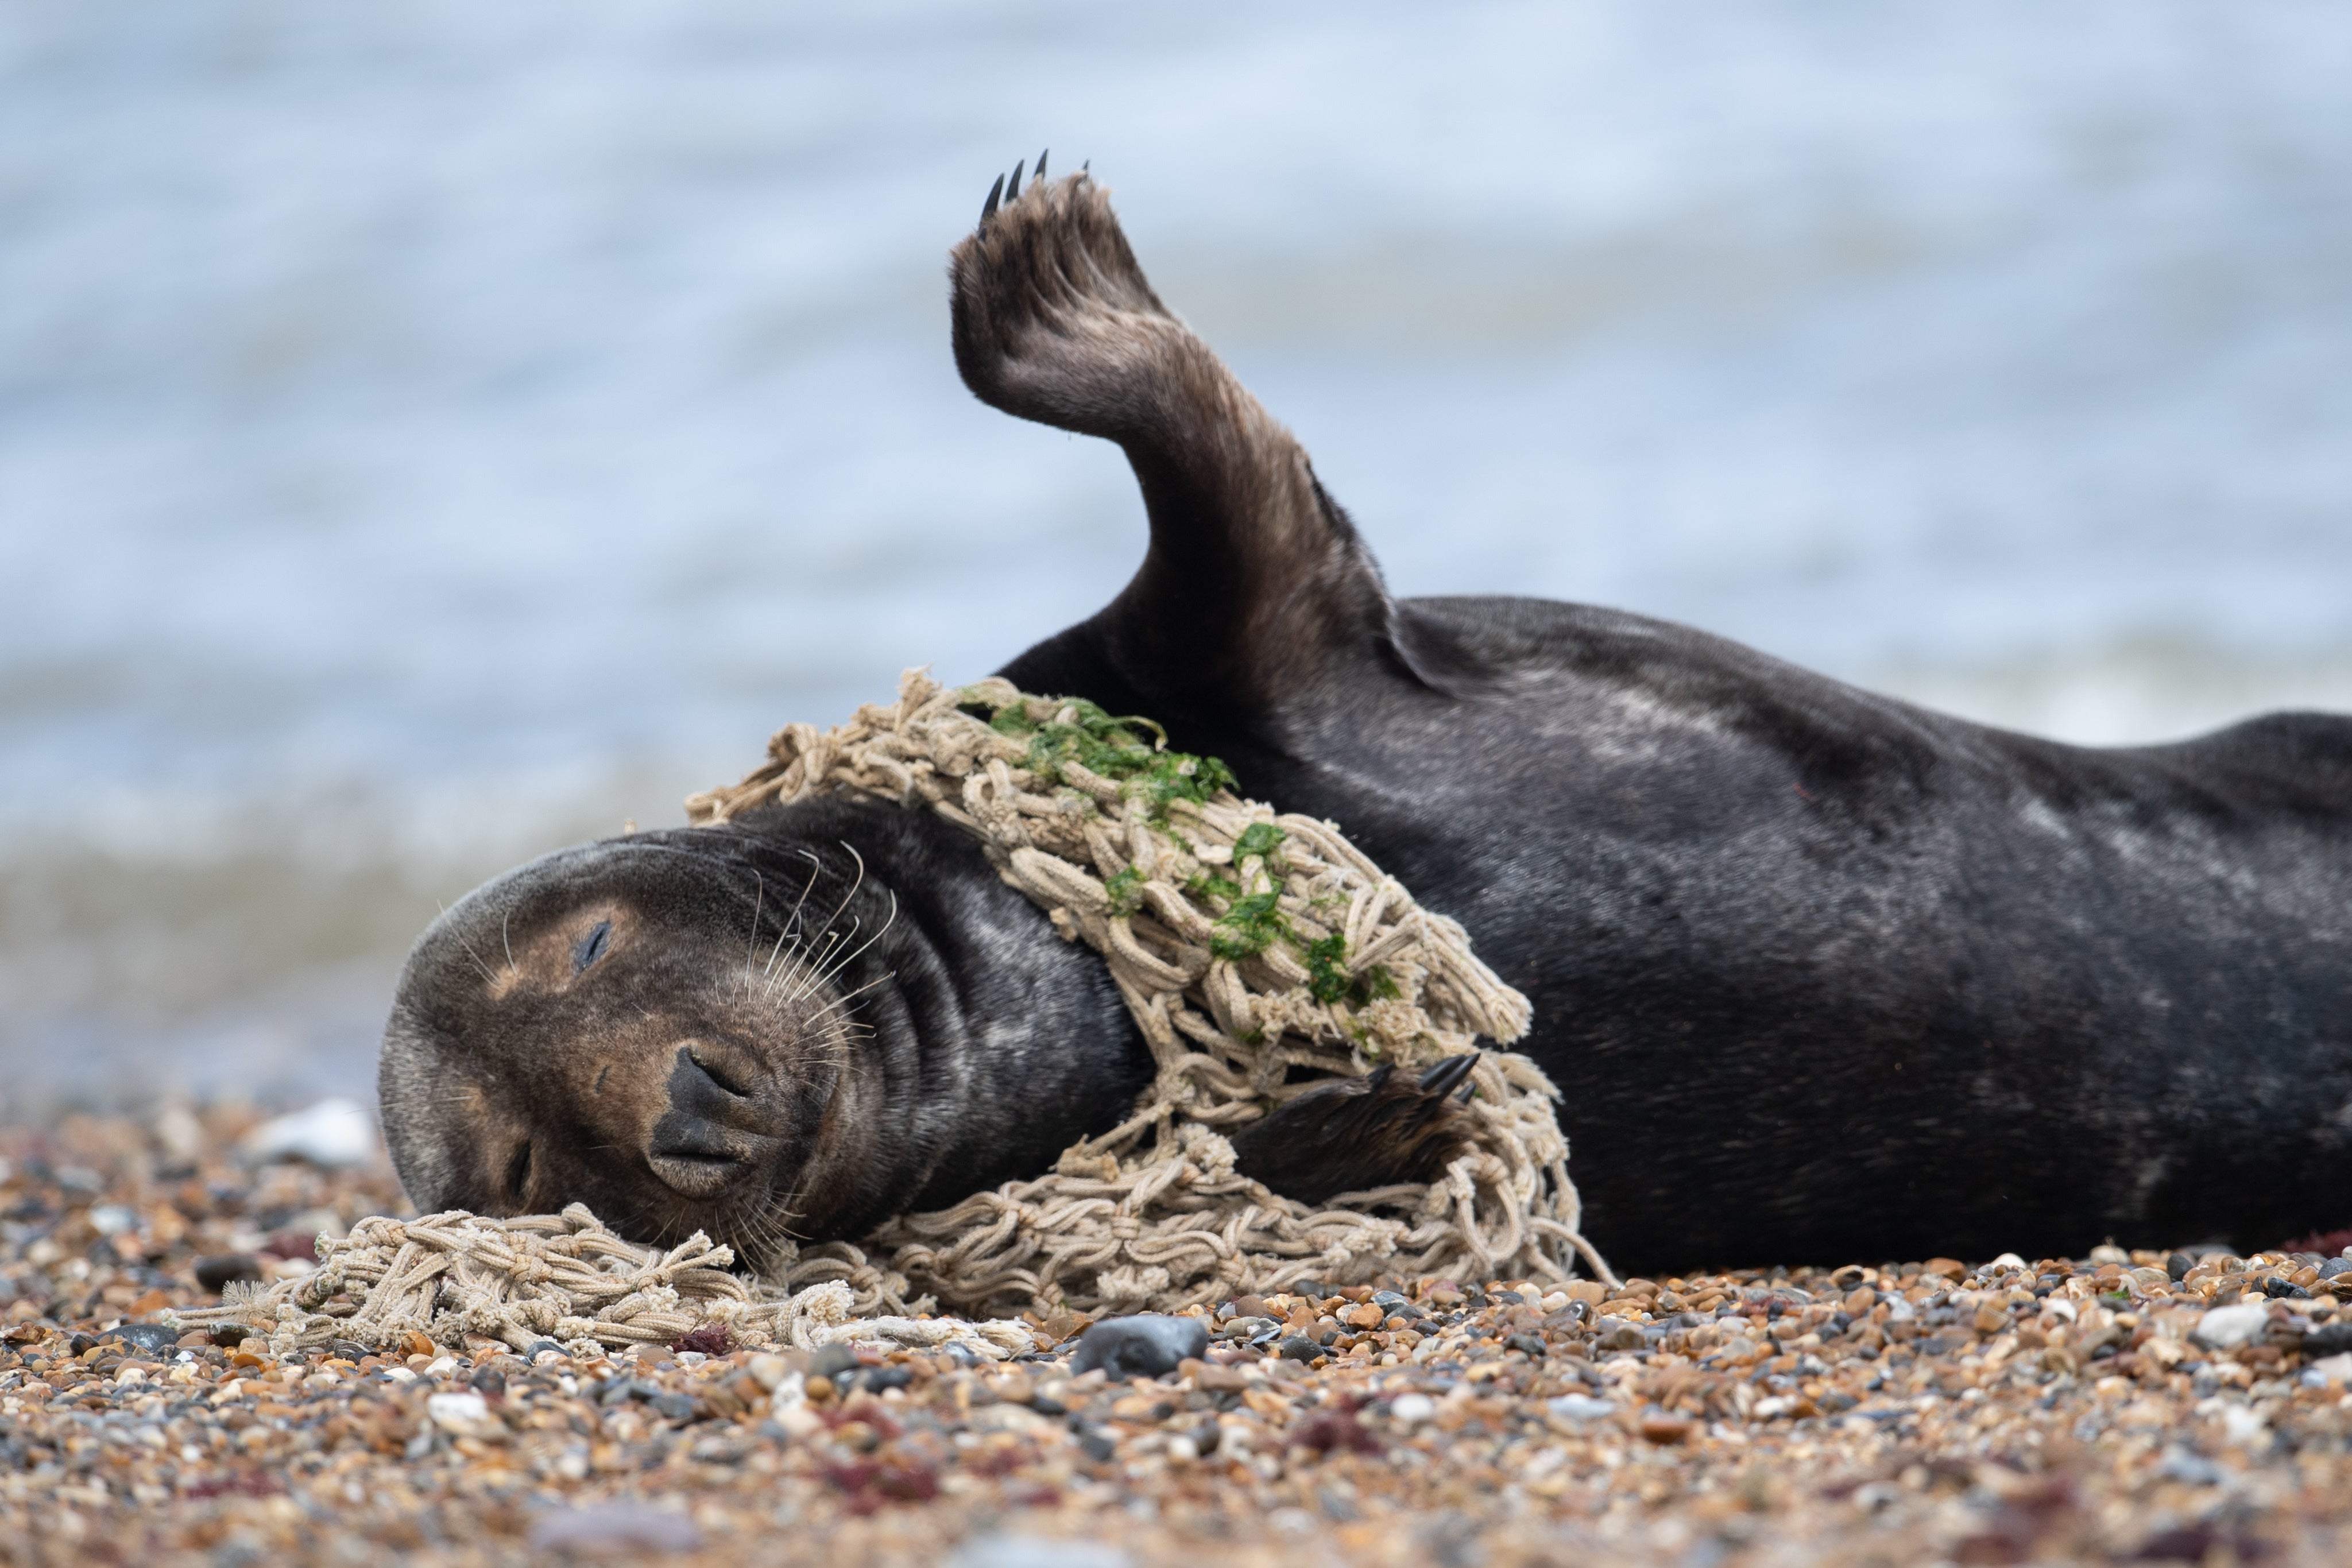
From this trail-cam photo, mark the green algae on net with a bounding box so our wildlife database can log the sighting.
[961,688,1399,1019]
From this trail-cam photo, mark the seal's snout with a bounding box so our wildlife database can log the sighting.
[646,1043,768,1199]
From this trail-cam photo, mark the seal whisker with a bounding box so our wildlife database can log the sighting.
[797,969,893,1031]
[765,942,814,1003]
[760,850,825,985]
[769,845,861,998]
[765,934,817,997]
[799,889,899,1000]
[797,842,868,966]
[761,926,813,989]
[776,925,849,1003]
[733,1189,790,1260]
[780,915,861,1001]
[823,841,868,926]
[741,870,765,996]
[736,1187,808,1262]
[436,901,502,986]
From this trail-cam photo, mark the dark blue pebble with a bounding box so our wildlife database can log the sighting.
[107,1323,182,1354]
[839,1364,914,1395]
[810,1344,861,1379]
[1068,1314,1210,1379]
[2304,1322,2352,1357]
[597,1377,660,1407]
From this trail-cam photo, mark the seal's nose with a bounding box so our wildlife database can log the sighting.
[646,1044,760,1198]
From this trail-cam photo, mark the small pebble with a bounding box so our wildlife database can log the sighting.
[109,1322,181,1354]
[2304,1321,2352,1357]
[948,1536,1130,1568]
[1389,1392,1436,1424]
[1638,1411,1693,1445]
[2193,1302,2272,1350]
[808,1343,860,1379]
[528,1501,702,1555]
[425,1390,491,1434]
[1548,1393,1618,1422]
[2307,1353,2352,1387]
[1068,1314,1210,1379]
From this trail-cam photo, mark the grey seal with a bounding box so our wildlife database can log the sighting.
[381,161,2352,1273]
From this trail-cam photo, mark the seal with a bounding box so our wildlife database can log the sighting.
[382,160,2352,1273]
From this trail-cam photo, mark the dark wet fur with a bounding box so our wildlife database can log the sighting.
[383,165,2352,1276]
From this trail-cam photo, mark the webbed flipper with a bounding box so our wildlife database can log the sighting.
[951,164,1400,717]
[1228,1054,1481,1206]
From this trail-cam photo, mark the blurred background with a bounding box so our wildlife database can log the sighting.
[3,1,2349,1116]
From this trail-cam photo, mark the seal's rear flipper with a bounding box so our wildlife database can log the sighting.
[952,164,1399,717]
[1228,1055,1480,1206]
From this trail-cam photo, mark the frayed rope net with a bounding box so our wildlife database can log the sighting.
[181,670,1612,1356]
[690,671,1615,1313]
[178,1205,1034,1362]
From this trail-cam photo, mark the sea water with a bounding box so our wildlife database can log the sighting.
[3,1,2349,1109]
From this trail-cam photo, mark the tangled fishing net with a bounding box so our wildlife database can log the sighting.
[691,671,1612,1312]
[187,670,1611,1354]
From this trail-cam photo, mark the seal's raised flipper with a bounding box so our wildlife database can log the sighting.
[1228,1054,1480,1205]
[953,165,1398,715]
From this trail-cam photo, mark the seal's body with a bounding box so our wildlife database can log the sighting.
[382,167,2352,1273]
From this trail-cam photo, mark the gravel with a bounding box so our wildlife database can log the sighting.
[5,1109,2351,1566]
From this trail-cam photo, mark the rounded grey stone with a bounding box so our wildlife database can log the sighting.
[1069,1314,1211,1379]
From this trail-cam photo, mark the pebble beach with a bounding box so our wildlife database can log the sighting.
[5,1106,2351,1567]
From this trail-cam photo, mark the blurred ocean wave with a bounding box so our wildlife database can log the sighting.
[3,1,2348,1109]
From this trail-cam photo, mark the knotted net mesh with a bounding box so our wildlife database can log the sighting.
[688,671,1614,1313]
[180,1205,1032,1361]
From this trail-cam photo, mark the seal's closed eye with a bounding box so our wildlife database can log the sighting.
[572,920,612,974]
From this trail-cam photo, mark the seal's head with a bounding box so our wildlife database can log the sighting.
[380,823,896,1264]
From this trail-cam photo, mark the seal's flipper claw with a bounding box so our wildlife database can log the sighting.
[979,173,1004,229]
[1417,1052,1477,1100]
[1034,148,1048,182]
[1008,158,1024,201]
